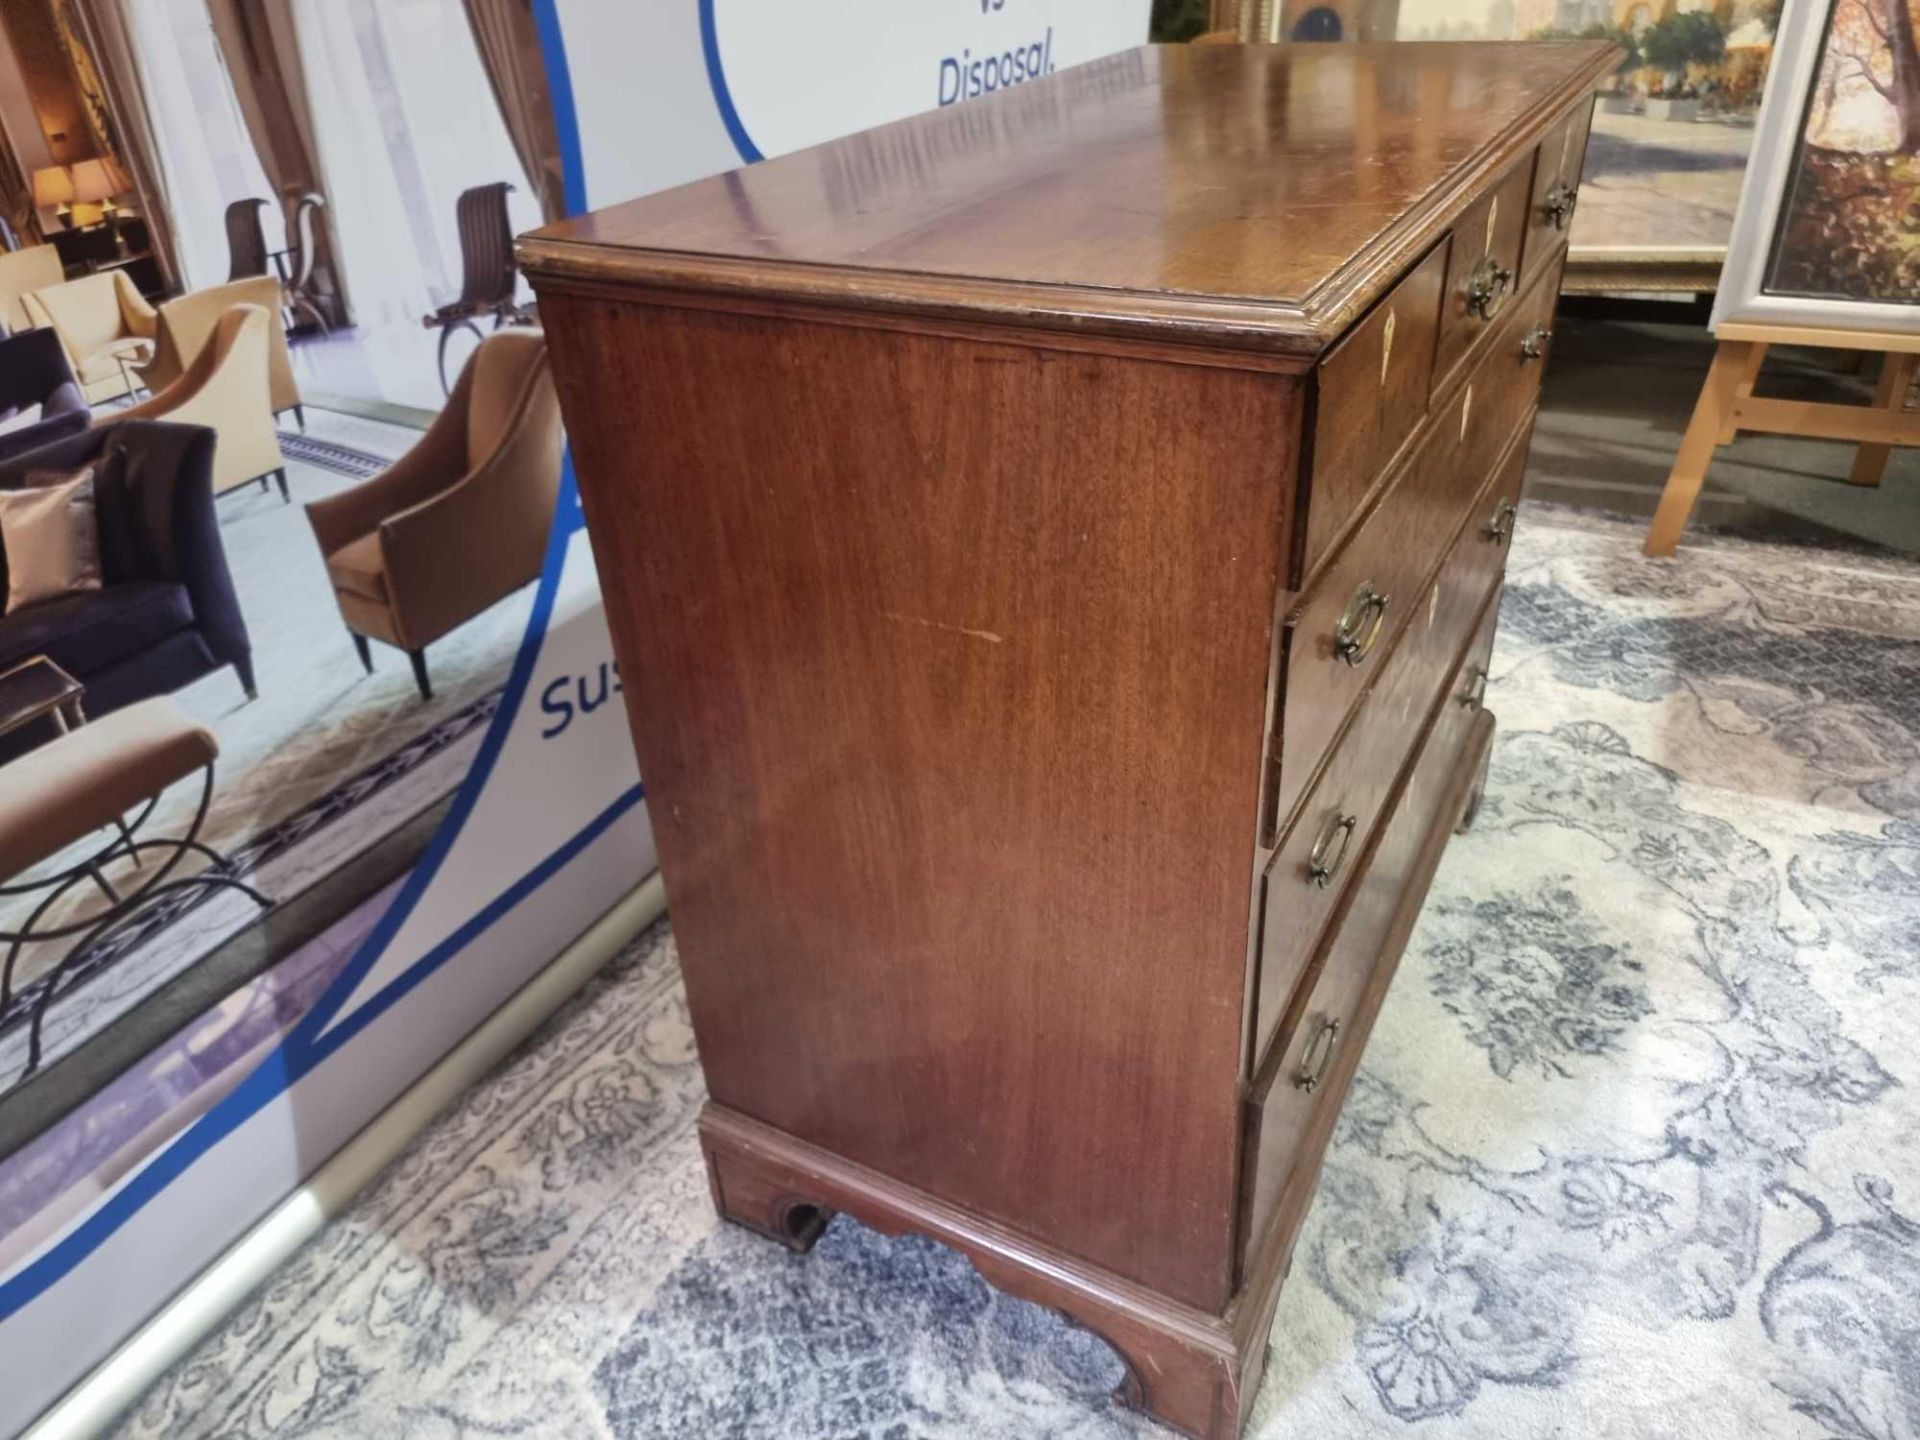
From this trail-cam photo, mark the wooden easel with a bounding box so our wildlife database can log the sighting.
[1644,320,1920,556]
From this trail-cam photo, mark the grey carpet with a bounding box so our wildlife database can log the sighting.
[116,506,1920,1440]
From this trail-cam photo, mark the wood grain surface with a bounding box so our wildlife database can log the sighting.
[522,42,1618,357]
[1269,248,1560,842]
[1434,160,1536,388]
[542,292,1301,1312]
[1524,98,1595,285]
[1302,239,1448,581]
[1251,409,1528,1071]
[527,43,1608,1438]
[1240,610,1500,1284]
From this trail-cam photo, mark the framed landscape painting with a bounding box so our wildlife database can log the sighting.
[1394,0,1781,290]
[1199,0,1789,291]
[1715,0,1920,326]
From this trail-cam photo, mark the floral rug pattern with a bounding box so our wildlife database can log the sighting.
[118,509,1920,1440]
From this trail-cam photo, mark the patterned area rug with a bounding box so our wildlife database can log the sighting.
[117,508,1920,1440]
[276,428,393,480]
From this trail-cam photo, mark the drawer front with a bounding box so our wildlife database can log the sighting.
[1236,583,1501,1280]
[1446,255,1558,501]
[1522,98,1595,283]
[1452,580,1504,762]
[1433,161,1535,388]
[1302,240,1448,581]
[1271,418,1465,838]
[1251,412,1533,1067]
[1265,264,1552,843]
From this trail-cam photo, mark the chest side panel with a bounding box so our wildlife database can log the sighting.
[542,292,1301,1312]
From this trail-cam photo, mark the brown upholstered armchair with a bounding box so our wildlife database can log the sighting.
[305,328,562,700]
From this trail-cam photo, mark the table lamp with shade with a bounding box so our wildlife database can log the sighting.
[70,156,128,234]
[31,165,74,229]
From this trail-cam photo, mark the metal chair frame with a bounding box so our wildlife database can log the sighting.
[433,301,534,399]
[0,762,270,1075]
[284,192,331,337]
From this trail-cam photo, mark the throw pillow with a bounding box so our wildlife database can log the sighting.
[0,466,102,613]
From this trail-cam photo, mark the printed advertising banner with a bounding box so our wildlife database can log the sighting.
[553,0,1152,203]
[0,2,1147,1433]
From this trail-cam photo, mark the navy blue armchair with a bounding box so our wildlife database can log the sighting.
[0,328,89,465]
[0,422,255,724]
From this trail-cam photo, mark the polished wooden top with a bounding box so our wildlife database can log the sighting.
[521,42,1615,356]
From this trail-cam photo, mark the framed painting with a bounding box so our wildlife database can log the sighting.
[1202,0,1786,291]
[1714,0,1920,327]
[47,0,116,162]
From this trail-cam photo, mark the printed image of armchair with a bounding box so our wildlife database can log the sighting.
[23,270,157,404]
[306,328,562,700]
[0,421,255,714]
[138,276,304,430]
[0,328,89,464]
[100,303,286,500]
[0,245,64,335]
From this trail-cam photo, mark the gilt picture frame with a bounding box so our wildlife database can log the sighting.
[1203,0,1784,293]
[1713,0,1920,329]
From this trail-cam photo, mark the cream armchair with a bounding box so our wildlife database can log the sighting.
[102,303,286,499]
[0,245,64,334]
[23,269,157,403]
[306,328,562,700]
[139,276,303,428]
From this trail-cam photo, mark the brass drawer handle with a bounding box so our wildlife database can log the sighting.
[1459,665,1489,709]
[1484,499,1518,545]
[1467,255,1513,320]
[1520,326,1551,361]
[1333,581,1390,666]
[1307,812,1356,889]
[1542,181,1578,231]
[1297,1016,1341,1094]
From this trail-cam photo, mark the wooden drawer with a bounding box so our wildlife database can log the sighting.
[1452,580,1504,779]
[1433,160,1535,388]
[1263,267,1550,844]
[1522,97,1595,282]
[1250,412,1532,1069]
[1269,419,1467,839]
[1443,255,1558,501]
[1236,582,1502,1281]
[1300,240,1448,581]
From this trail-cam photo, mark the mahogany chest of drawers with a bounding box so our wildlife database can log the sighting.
[523,40,1612,1440]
